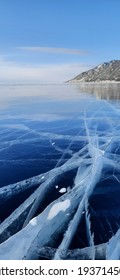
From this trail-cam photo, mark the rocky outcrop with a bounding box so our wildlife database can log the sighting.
[68,60,120,82]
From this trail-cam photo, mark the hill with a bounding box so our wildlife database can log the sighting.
[68,60,120,82]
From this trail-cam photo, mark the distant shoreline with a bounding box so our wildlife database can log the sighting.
[66,80,120,84]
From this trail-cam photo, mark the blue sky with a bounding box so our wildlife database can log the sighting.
[0,0,120,83]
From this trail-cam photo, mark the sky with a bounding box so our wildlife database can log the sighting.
[0,0,120,83]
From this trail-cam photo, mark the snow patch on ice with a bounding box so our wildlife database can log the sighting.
[47,199,71,220]
[30,217,37,226]
[59,188,66,193]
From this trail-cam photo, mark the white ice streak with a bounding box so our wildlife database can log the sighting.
[85,199,95,259]
[106,229,120,260]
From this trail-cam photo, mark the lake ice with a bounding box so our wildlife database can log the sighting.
[0,83,120,259]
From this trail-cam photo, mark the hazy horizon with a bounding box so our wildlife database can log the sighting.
[0,0,120,84]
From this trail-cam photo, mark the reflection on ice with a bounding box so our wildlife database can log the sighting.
[0,84,120,259]
[76,82,120,100]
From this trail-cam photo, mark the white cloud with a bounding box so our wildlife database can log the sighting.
[18,46,87,55]
[0,57,92,83]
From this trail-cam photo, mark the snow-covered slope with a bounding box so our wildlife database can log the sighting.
[68,60,120,82]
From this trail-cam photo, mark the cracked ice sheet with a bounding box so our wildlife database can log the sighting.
[0,181,82,260]
[0,84,120,258]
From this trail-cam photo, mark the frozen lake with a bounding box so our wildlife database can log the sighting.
[0,83,120,259]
